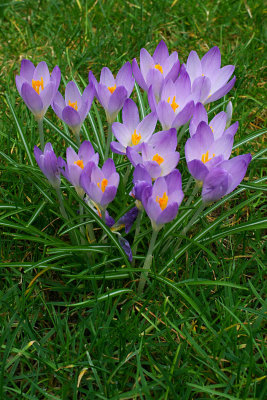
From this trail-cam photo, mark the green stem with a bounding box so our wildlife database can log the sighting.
[132,209,143,267]
[72,127,81,146]
[138,229,159,295]
[79,203,86,245]
[177,122,189,145]
[37,118,44,151]
[123,164,132,187]
[104,123,112,160]
[55,187,68,220]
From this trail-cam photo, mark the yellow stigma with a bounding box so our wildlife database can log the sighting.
[210,125,214,133]
[167,96,179,112]
[152,153,164,165]
[32,76,44,94]
[201,150,215,164]
[155,64,163,74]
[131,129,142,146]
[156,192,168,211]
[108,84,116,94]
[68,100,78,111]
[97,178,108,193]
[74,159,84,169]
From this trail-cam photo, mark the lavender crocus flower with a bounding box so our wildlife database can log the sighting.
[16,60,60,120]
[184,46,236,104]
[112,207,139,233]
[80,159,120,215]
[58,141,99,197]
[132,40,180,100]
[52,81,95,140]
[185,121,234,182]
[89,62,134,123]
[131,164,152,204]
[110,99,157,154]
[34,143,61,189]
[127,129,180,180]
[202,154,252,204]
[189,102,238,139]
[142,170,184,231]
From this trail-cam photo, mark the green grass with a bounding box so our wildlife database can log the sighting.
[0,0,266,399]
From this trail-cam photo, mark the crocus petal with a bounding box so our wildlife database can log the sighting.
[223,121,239,138]
[65,81,82,109]
[202,167,229,203]
[110,141,126,155]
[153,40,169,64]
[186,51,202,83]
[192,76,211,104]
[100,67,115,87]
[172,101,194,129]
[40,82,55,110]
[201,46,221,76]
[89,71,99,100]
[67,164,83,187]
[210,134,234,161]
[126,146,142,167]
[147,86,157,112]
[140,48,155,80]
[210,65,235,92]
[20,59,35,82]
[137,112,157,141]
[116,62,134,96]
[157,101,175,130]
[66,146,79,165]
[62,106,81,127]
[82,82,95,108]
[187,159,209,181]
[175,70,191,100]
[112,122,131,147]
[118,237,133,262]
[209,111,227,140]
[21,82,43,114]
[220,154,252,195]
[101,186,117,206]
[132,58,148,91]
[152,176,167,197]
[189,102,208,136]
[122,98,140,132]
[165,58,180,82]
[52,91,65,119]
[50,65,61,92]
[226,101,233,127]
[102,158,116,177]
[165,169,182,196]
[160,152,180,176]
[33,61,50,87]
[145,196,162,223]
[15,75,27,95]
[80,162,95,194]
[205,76,236,104]
[108,86,127,115]
[133,164,152,185]
[146,68,164,100]
[185,122,214,162]
[97,84,110,110]
[79,141,95,162]
[156,202,178,225]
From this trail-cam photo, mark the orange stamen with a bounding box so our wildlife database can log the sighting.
[152,153,164,165]
[32,76,44,94]
[155,64,163,74]
[131,129,142,146]
[108,84,116,94]
[156,192,168,211]
[68,100,78,111]
[167,96,179,112]
[201,150,215,164]
[74,159,84,169]
[97,178,108,193]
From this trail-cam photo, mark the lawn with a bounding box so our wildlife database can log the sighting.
[0,0,266,399]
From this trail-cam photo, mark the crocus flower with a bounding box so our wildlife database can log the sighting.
[131,164,152,203]
[202,154,252,204]
[58,141,99,197]
[189,102,239,139]
[112,207,139,233]
[118,236,133,262]
[52,81,95,139]
[89,62,134,123]
[132,40,180,100]
[110,98,157,154]
[16,60,60,120]
[34,143,61,189]
[80,159,120,215]
[127,129,180,180]
[185,121,234,182]
[184,46,236,104]
[141,170,184,231]
[148,71,194,130]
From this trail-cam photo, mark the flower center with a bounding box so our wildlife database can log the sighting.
[201,150,215,164]
[74,159,84,169]
[155,64,163,74]
[32,77,44,94]
[97,178,108,193]
[167,96,179,112]
[108,84,116,94]
[156,192,168,211]
[210,125,214,133]
[131,129,142,146]
[68,100,78,111]
[152,153,164,165]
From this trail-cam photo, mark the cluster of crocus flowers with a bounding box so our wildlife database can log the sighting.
[17,40,251,273]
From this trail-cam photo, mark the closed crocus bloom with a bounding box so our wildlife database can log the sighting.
[16,60,60,120]
[202,154,252,204]
[89,62,134,123]
[189,102,239,139]
[52,81,95,140]
[80,159,120,213]
[142,170,184,231]
[110,98,157,154]
[127,128,180,180]
[132,40,180,100]
[34,143,61,189]
[185,46,236,104]
[58,141,99,197]
[148,71,194,130]
[131,164,152,203]
[185,121,234,182]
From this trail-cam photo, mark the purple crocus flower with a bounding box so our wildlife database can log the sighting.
[185,121,234,182]
[52,81,95,139]
[118,236,133,262]
[110,98,157,154]
[80,159,120,215]
[89,62,134,123]
[16,60,60,120]
[114,207,139,234]
[127,129,180,180]
[184,46,236,104]
[132,40,180,100]
[34,143,61,189]
[189,102,239,139]
[202,154,252,204]
[58,141,99,197]
[148,71,194,130]
[142,170,184,231]
[131,164,152,204]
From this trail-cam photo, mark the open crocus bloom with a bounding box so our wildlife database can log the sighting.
[80,159,120,212]
[110,98,157,154]
[184,46,236,104]
[185,121,234,182]
[58,141,99,196]
[202,154,252,204]
[16,60,60,120]
[148,71,194,130]
[52,81,95,137]
[142,170,184,231]
[127,128,180,180]
[89,62,134,123]
[132,40,180,100]
[189,102,239,139]
[34,143,61,189]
